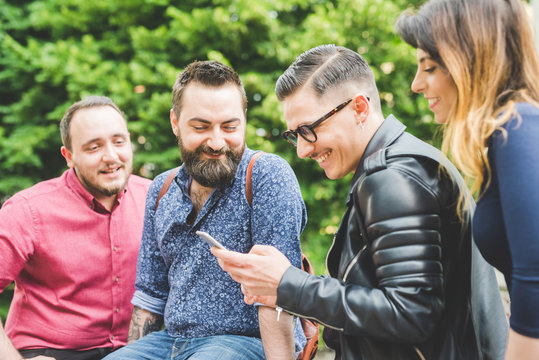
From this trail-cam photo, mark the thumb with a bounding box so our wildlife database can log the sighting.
[249,244,278,256]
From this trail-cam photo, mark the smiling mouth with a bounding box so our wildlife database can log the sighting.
[427,97,440,109]
[202,152,225,159]
[100,166,121,174]
[314,150,331,163]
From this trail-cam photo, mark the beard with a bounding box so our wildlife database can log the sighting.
[178,136,244,188]
[74,163,131,199]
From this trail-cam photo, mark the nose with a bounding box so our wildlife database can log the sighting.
[102,143,120,162]
[411,70,425,94]
[296,136,315,159]
[206,128,226,151]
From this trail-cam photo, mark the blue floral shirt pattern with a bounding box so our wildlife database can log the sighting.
[132,147,307,341]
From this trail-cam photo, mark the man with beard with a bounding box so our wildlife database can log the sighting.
[0,96,152,360]
[103,61,307,360]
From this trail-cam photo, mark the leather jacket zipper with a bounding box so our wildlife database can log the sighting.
[342,244,367,282]
[285,244,366,333]
[325,234,338,272]
[282,308,344,332]
[414,346,426,360]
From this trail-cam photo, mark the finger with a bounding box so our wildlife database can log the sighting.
[244,294,256,305]
[249,244,275,255]
[241,284,249,295]
[212,248,252,266]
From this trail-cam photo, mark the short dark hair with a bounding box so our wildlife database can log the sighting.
[275,44,380,110]
[172,60,247,116]
[60,95,125,150]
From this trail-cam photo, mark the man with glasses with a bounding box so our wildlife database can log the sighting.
[214,44,507,359]
[103,60,307,360]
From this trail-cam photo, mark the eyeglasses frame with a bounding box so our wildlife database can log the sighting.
[281,98,353,147]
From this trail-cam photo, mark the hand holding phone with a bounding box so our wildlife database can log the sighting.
[196,231,228,250]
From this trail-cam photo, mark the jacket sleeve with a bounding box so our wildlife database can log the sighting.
[277,166,445,343]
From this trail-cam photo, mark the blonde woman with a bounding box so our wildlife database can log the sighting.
[397,0,539,359]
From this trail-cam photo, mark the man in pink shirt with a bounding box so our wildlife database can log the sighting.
[0,96,151,360]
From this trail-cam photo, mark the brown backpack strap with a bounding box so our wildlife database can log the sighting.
[245,151,264,207]
[155,167,180,211]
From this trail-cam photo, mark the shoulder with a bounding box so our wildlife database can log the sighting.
[503,102,539,132]
[515,102,539,118]
[364,132,448,192]
[252,152,296,176]
[127,174,152,190]
[5,172,67,205]
[356,134,448,219]
[147,167,180,197]
[358,163,441,217]
[492,102,539,150]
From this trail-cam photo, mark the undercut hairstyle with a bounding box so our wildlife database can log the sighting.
[396,0,539,212]
[60,95,125,151]
[172,60,247,116]
[275,44,381,113]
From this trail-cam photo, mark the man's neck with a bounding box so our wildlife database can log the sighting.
[188,181,213,224]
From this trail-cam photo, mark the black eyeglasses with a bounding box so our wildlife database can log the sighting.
[282,98,353,147]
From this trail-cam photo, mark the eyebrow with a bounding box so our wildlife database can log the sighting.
[418,56,430,64]
[188,118,242,124]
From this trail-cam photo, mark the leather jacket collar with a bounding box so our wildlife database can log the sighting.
[348,115,406,205]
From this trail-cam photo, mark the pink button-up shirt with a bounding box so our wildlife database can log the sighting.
[0,169,151,350]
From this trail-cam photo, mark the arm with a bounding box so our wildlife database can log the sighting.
[258,306,295,360]
[491,107,539,358]
[505,329,539,360]
[0,319,21,360]
[0,198,37,359]
[127,306,164,344]
[217,167,445,341]
[279,167,445,341]
[129,176,171,332]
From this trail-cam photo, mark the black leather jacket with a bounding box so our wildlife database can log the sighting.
[277,116,507,359]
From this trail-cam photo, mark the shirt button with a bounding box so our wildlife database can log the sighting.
[110,335,115,340]
[113,246,118,251]
[114,277,119,283]
[115,307,119,313]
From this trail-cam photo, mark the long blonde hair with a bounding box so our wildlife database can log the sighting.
[398,0,539,213]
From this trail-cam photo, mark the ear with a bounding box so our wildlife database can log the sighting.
[61,146,74,168]
[352,94,370,123]
[170,109,179,136]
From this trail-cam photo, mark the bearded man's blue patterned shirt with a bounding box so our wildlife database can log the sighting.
[132,147,307,343]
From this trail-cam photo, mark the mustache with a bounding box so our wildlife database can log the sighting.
[196,145,232,157]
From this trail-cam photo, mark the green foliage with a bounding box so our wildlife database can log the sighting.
[0,0,436,326]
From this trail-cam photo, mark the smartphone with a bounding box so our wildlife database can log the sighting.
[196,230,228,250]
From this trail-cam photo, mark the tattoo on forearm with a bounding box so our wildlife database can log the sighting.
[127,306,164,343]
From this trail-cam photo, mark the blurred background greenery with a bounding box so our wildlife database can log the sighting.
[0,0,439,331]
